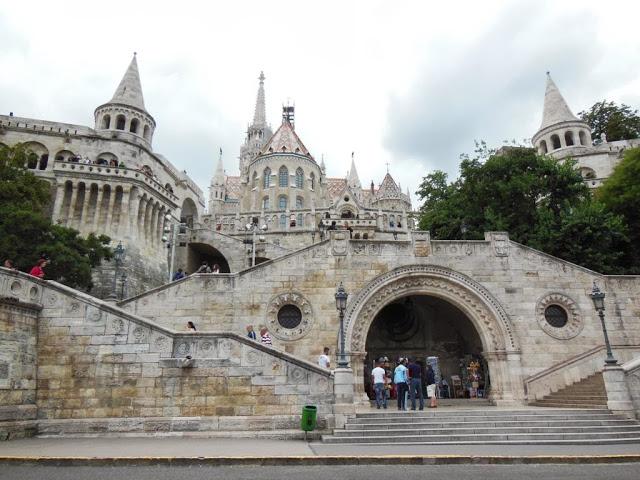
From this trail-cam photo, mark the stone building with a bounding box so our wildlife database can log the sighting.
[532,73,640,188]
[0,55,206,297]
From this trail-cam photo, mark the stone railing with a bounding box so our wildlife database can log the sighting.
[524,344,640,400]
[622,356,640,416]
[54,161,179,203]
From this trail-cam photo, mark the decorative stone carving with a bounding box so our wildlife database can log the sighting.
[28,286,39,301]
[46,294,58,307]
[369,244,381,256]
[487,231,510,257]
[412,231,431,257]
[352,243,366,255]
[175,340,192,356]
[536,292,584,340]
[331,232,348,256]
[265,292,314,341]
[9,280,22,295]
[345,264,518,354]
[108,318,126,334]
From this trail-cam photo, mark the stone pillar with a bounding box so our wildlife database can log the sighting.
[91,186,104,232]
[603,365,635,418]
[120,187,131,238]
[484,351,522,406]
[79,186,92,234]
[67,182,78,228]
[51,183,66,225]
[104,186,117,236]
[333,367,356,429]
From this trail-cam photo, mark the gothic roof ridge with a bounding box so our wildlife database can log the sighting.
[110,53,147,111]
[539,72,579,130]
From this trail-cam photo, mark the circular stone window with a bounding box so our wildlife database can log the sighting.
[277,304,302,329]
[266,292,314,341]
[536,293,583,340]
[544,305,568,328]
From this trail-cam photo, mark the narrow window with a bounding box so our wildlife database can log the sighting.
[295,167,304,188]
[279,166,289,187]
[263,167,271,188]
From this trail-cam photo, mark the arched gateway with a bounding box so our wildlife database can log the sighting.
[344,265,524,405]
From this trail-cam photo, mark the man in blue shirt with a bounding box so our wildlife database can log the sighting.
[393,358,409,411]
[407,358,424,410]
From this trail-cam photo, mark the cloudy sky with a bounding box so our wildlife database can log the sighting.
[1,0,638,205]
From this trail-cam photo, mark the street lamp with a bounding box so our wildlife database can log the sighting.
[120,271,128,300]
[108,241,125,300]
[590,282,617,366]
[335,282,349,368]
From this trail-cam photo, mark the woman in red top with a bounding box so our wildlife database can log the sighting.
[29,259,47,279]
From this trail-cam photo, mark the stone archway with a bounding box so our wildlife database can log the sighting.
[344,265,524,405]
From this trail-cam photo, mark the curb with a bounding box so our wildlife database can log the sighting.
[1,455,640,466]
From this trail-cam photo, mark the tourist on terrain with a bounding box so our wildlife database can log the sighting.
[246,325,257,340]
[407,358,424,410]
[393,357,409,411]
[211,263,220,274]
[29,258,47,279]
[186,321,197,332]
[344,221,353,239]
[260,327,272,346]
[172,268,185,281]
[327,220,337,231]
[195,261,212,273]
[318,347,331,369]
[426,364,437,408]
[371,360,387,409]
[3,259,17,270]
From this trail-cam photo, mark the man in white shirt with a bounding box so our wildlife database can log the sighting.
[371,360,387,409]
[318,347,331,369]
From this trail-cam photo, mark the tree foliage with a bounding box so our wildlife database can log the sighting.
[579,100,640,142]
[416,144,633,274]
[0,143,112,289]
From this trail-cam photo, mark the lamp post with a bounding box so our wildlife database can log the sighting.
[108,241,125,300]
[120,271,128,300]
[335,282,349,368]
[244,217,265,267]
[590,282,617,366]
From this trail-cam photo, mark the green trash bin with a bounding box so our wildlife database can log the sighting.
[301,405,317,432]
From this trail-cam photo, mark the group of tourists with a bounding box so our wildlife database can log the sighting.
[372,357,437,410]
[172,262,221,281]
[3,256,50,280]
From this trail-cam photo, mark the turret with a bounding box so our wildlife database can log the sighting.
[94,53,156,148]
[531,73,592,155]
[209,149,226,214]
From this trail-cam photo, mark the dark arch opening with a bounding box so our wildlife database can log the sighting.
[186,242,230,274]
[363,294,489,402]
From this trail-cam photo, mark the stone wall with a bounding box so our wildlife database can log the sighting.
[0,296,40,440]
[0,268,333,437]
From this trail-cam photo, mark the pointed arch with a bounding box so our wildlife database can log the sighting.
[263,167,271,188]
[279,166,289,187]
[295,167,304,188]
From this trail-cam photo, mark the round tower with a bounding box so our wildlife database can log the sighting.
[94,53,156,149]
[532,73,592,155]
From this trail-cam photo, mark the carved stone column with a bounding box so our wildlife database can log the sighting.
[104,185,117,236]
[51,183,66,225]
[333,367,356,429]
[119,187,131,238]
[91,186,105,232]
[66,182,79,228]
[603,365,635,418]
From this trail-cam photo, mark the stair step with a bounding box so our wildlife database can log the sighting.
[346,419,637,430]
[321,436,640,445]
[530,403,607,409]
[353,413,615,423]
[333,425,640,437]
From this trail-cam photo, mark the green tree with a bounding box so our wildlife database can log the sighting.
[598,147,640,269]
[578,100,640,142]
[416,145,631,274]
[0,143,112,289]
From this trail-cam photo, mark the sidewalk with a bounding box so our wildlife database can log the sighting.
[1,437,640,465]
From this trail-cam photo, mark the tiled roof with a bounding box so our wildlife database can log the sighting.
[259,121,311,157]
[225,176,242,200]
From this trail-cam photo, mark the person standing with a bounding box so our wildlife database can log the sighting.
[426,364,437,408]
[172,268,185,281]
[393,358,409,411]
[371,360,387,409]
[186,321,197,332]
[246,325,257,340]
[407,358,424,410]
[318,347,331,369]
[260,327,272,346]
[29,259,47,279]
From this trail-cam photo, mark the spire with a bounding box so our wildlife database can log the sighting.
[212,148,225,186]
[110,53,146,111]
[320,155,326,173]
[347,152,361,189]
[539,72,578,130]
[253,71,267,126]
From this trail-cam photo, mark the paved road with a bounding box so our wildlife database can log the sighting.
[2,464,640,480]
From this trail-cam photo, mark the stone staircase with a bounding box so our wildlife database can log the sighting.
[322,408,640,444]
[529,372,607,409]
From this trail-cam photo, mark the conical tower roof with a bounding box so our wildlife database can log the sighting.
[212,149,225,186]
[377,173,402,198]
[348,155,361,189]
[539,73,578,130]
[259,118,311,157]
[253,72,267,126]
[110,54,146,111]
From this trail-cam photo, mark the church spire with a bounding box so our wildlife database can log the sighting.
[110,53,146,111]
[347,152,361,189]
[212,148,225,186]
[539,72,578,130]
[253,71,267,126]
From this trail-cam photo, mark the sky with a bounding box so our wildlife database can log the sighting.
[1,0,639,205]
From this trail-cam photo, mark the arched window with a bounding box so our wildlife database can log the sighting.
[278,195,287,210]
[116,115,126,130]
[310,172,315,190]
[296,196,303,209]
[262,196,270,210]
[252,171,258,188]
[129,118,139,134]
[297,213,304,227]
[564,131,574,146]
[279,166,289,187]
[550,134,561,150]
[539,140,548,154]
[102,115,111,129]
[143,125,150,140]
[279,214,287,229]
[295,167,304,188]
[263,167,271,188]
[38,154,49,170]
[579,130,588,146]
